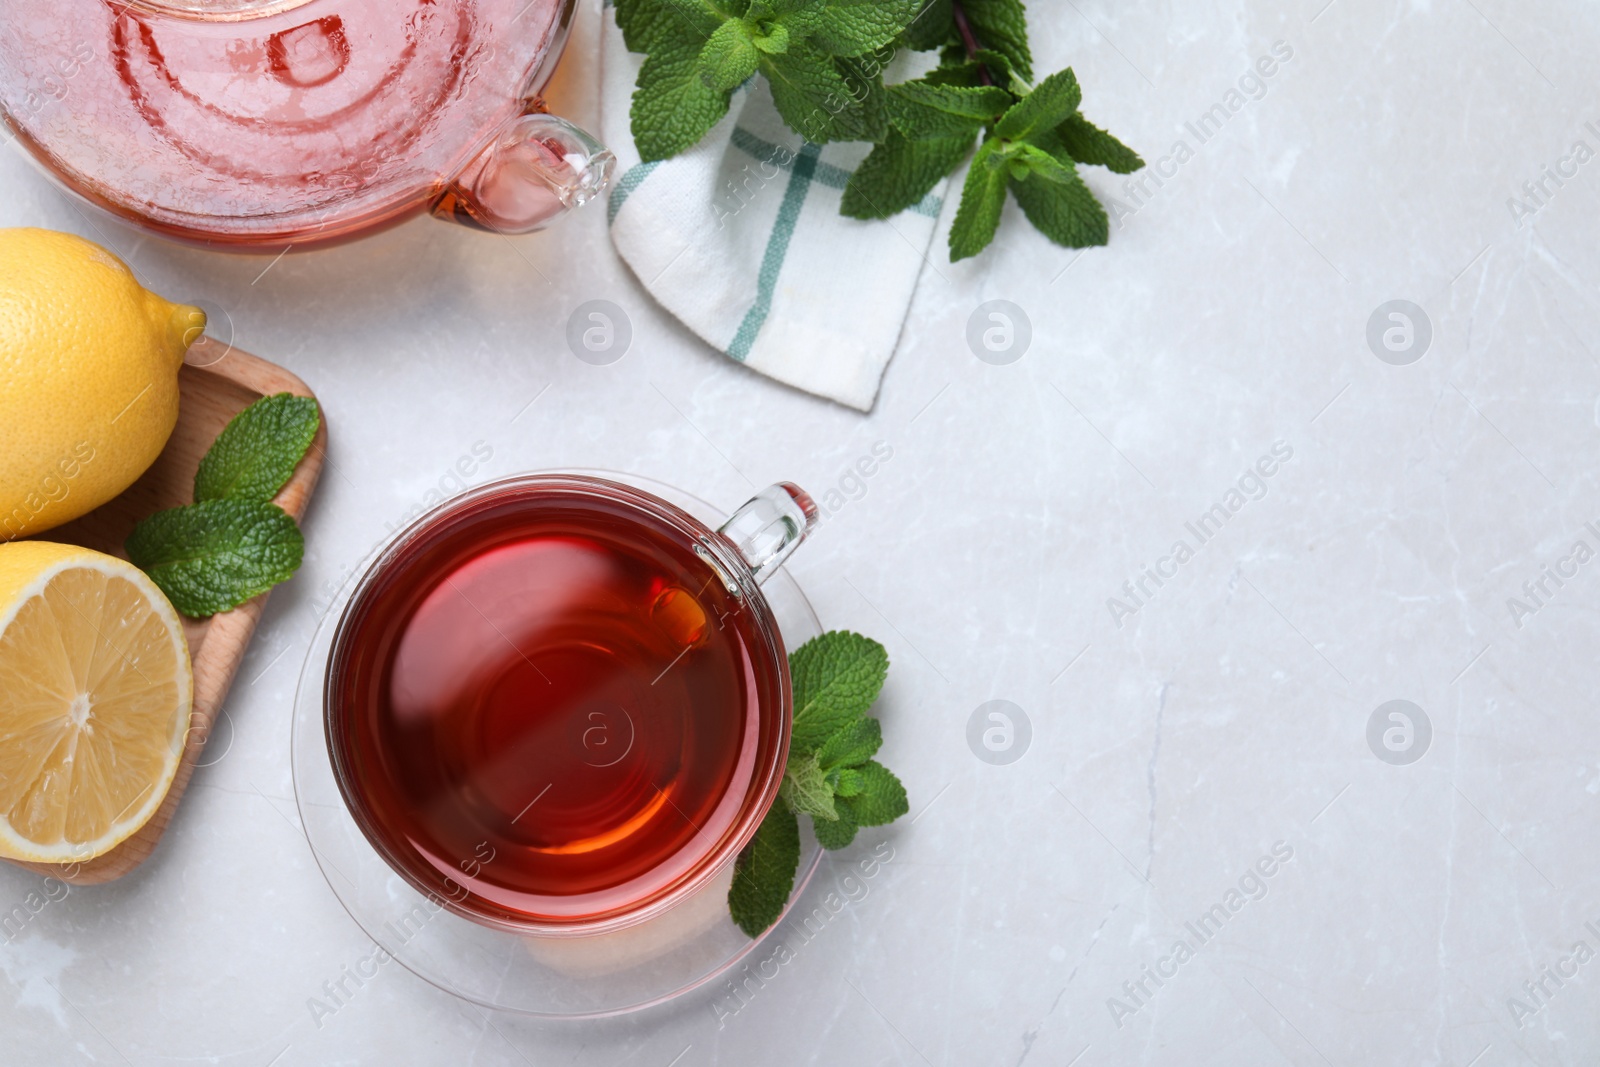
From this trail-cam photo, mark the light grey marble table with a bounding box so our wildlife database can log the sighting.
[5,0,1600,1063]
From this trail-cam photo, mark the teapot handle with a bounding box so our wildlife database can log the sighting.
[433,103,616,234]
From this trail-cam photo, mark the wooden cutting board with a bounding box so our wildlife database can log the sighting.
[9,338,326,885]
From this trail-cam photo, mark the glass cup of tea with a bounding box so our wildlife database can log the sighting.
[0,0,613,248]
[323,474,818,939]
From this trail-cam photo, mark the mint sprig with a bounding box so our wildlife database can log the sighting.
[126,394,319,618]
[615,0,1144,261]
[728,631,908,938]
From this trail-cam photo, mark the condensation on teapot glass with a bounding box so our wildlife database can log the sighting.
[123,0,320,18]
[267,17,349,87]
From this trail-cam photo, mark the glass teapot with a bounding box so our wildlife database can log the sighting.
[0,0,615,249]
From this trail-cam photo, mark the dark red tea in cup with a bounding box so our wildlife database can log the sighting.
[326,476,814,933]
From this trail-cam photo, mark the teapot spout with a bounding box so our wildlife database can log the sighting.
[434,109,616,234]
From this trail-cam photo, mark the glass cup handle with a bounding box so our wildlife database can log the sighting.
[717,484,818,587]
[433,107,617,235]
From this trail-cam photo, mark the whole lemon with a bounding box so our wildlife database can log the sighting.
[0,229,204,541]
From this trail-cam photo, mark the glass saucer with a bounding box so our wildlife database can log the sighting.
[290,471,823,1018]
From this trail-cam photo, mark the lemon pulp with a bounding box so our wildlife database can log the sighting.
[0,542,192,863]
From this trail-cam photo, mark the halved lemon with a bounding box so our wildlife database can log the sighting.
[0,541,192,863]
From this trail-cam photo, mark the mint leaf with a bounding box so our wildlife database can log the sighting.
[752,20,791,54]
[126,499,304,617]
[1055,112,1144,174]
[930,52,982,86]
[806,0,923,56]
[971,48,1023,91]
[841,130,972,219]
[762,49,887,143]
[615,0,702,53]
[839,761,909,826]
[887,81,1012,138]
[930,48,1018,90]
[957,0,1032,81]
[728,802,800,937]
[831,767,866,796]
[746,0,803,16]
[781,752,839,820]
[633,34,735,161]
[899,0,953,50]
[1010,143,1109,247]
[817,716,883,770]
[699,19,760,92]
[659,0,729,36]
[949,138,1008,260]
[994,68,1081,141]
[812,807,859,850]
[831,53,892,137]
[1012,141,1079,184]
[789,631,889,751]
[893,80,1015,120]
[193,394,320,505]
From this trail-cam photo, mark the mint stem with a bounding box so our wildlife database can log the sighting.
[951,1,994,86]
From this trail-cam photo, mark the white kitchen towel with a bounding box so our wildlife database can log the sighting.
[600,2,945,411]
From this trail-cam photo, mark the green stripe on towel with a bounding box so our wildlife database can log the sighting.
[726,143,821,362]
[729,128,943,219]
[608,160,662,226]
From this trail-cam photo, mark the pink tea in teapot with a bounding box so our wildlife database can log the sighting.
[0,0,586,246]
